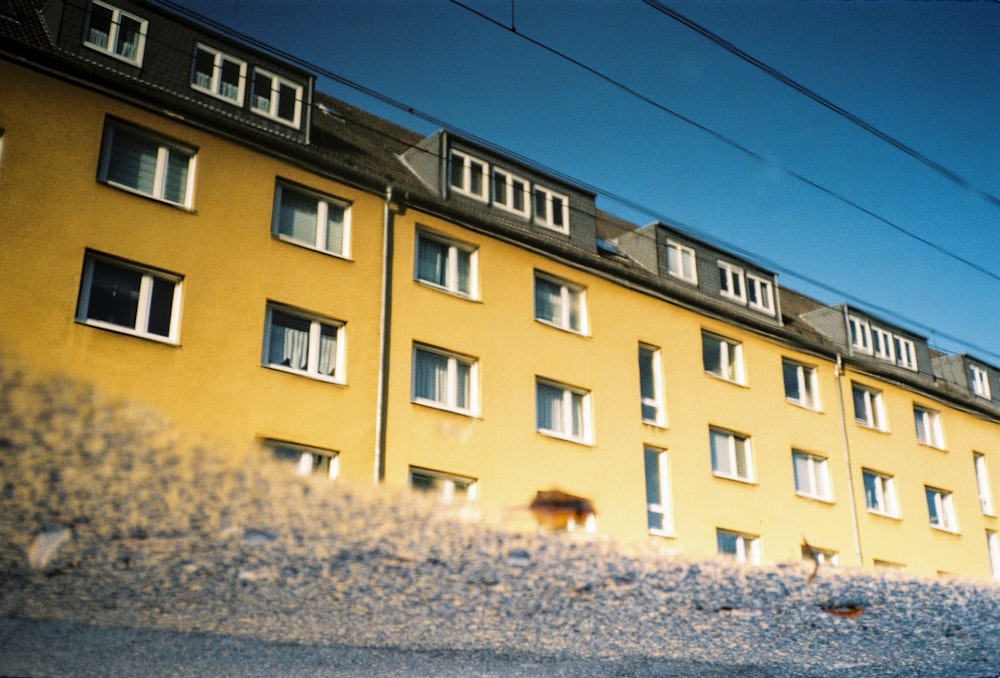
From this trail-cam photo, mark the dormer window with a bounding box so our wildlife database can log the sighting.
[746,274,775,315]
[449,150,488,201]
[971,365,992,399]
[251,68,302,128]
[83,1,147,66]
[532,186,568,233]
[894,337,917,371]
[666,240,697,284]
[848,315,872,354]
[492,168,529,217]
[718,261,745,303]
[191,44,246,105]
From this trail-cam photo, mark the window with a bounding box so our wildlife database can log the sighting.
[974,452,995,515]
[191,44,246,104]
[532,186,569,232]
[536,378,591,443]
[792,450,831,501]
[710,427,753,482]
[263,304,344,382]
[638,344,665,426]
[534,272,586,333]
[83,1,147,65]
[272,182,349,256]
[862,470,898,517]
[717,261,746,303]
[988,531,1000,581]
[913,405,944,449]
[702,331,744,384]
[871,326,895,362]
[409,467,477,503]
[848,315,872,354]
[76,252,182,342]
[266,440,339,480]
[802,544,838,566]
[98,121,195,207]
[412,345,477,415]
[644,447,672,536]
[970,365,992,399]
[746,274,775,315]
[925,487,957,532]
[415,230,476,297]
[852,383,886,430]
[491,168,529,217]
[449,149,488,201]
[250,68,302,127]
[783,359,819,409]
[717,529,760,564]
[894,336,917,370]
[666,240,697,284]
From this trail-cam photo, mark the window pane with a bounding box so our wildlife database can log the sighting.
[325,202,345,254]
[551,196,565,227]
[415,350,448,403]
[534,277,561,322]
[162,149,189,205]
[639,348,656,420]
[318,323,337,376]
[863,473,878,510]
[793,453,810,493]
[87,4,113,47]
[735,439,749,478]
[146,276,175,337]
[710,430,731,475]
[570,391,584,437]
[278,189,318,244]
[220,59,242,99]
[852,387,868,423]
[449,156,464,188]
[417,238,448,286]
[717,531,738,556]
[644,448,661,505]
[702,335,722,375]
[456,249,471,293]
[87,260,141,328]
[783,362,801,401]
[193,49,214,88]
[455,361,470,409]
[277,82,297,121]
[107,128,157,194]
[115,15,142,59]
[252,72,272,110]
[468,160,483,195]
[268,311,310,370]
[536,383,562,432]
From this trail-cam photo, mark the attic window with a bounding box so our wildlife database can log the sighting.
[449,150,488,201]
[83,1,147,66]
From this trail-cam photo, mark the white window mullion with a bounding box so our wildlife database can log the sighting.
[135,273,153,333]
[306,320,322,374]
[315,200,329,250]
[153,145,168,200]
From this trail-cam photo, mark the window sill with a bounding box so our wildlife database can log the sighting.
[795,492,834,505]
[648,529,675,538]
[83,43,143,68]
[534,318,588,337]
[414,279,479,301]
[917,442,948,452]
[712,472,755,485]
[533,221,570,236]
[262,364,345,386]
[866,509,901,521]
[273,235,352,261]
[785,398,822,413]
[412,398,477,419]
[99,180,194,212]
[537,430,592,447]
[77,319,179,346]
[704,372,748,388]
[855,423,890,434]
[190,83,244,107]
[929,525,961,536]
[642,419,668,430]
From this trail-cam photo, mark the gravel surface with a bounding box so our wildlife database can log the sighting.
[2,355,1000,676]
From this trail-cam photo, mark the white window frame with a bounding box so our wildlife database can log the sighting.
[987,530,1000,582]
[83,0,147,66]
[848,315,872,354]
[702,331,745,385]
[863,469,898,517]
[414,230,477,298]
[970,365,992,399]
[536,378,592,444]
[717,261,746,303]
[802,544,839,566]
[852,383,886,431]
[448,149,489,202]
[894,336,917,371]
[250,67,303,128]
[871,326,895,362]
[75,251,183,343]
[262,303,345,383]
[792,450,832,501]
[491,168,530,218]
[666,240,697,284]
[644,446,672,537]
[272,182,351,257]
[746,273,775,315]
[532,185,569,233]
[264,439,339,480]
[974,452,995,516]
[925,486,958,533]
[411,344,478,416]
[408,467,478,503]
[783,358,819,410]
[534,272,587,334]
[717,529,760,564]
[710,427,753,483]
[191,43,247,105]
[639,344,665,426]
[913,405,945,449]
[97,120,196,208]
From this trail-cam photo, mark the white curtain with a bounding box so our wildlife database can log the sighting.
[107,128,157,195]
[415,350,448,403]
[117,17,141,60]
[318,325,337,376]
[534,277,560,322]
[536,383,562,432]
[417,238,448,286]
[278,189,318,243]
[269,312,309,370]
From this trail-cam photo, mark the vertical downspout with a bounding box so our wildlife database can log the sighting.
[835,354,864,567]
[373,185,395,484]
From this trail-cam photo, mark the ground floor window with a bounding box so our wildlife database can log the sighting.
[408,467,477,503]
[264,439,339,480]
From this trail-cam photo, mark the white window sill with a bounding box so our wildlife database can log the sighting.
[263,364,345,386]
[100,180,193,211]
[711,472,755,485]
[412,398,477,418]
[414,279,478,301]
[537,430,592,447]
[929,525,961,535]
[704,372,747,388]
[785,398,821,412]
[917,442,947,452]
[795,491,834,504]
[77,319,179,346]
[866,509,901,520]
[648,528,675,538]
[190,83,243,107]
[83,43,143,67]
[273,234,351,261]
[534,318,587,337]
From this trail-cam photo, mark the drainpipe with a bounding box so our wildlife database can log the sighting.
[835,354,864,567]
[374,184,396,484]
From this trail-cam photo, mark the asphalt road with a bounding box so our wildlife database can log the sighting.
[0,616,783,677]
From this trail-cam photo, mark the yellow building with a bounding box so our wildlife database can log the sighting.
[2,0,998,580]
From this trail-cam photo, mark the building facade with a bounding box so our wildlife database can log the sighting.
[2,0,999,580]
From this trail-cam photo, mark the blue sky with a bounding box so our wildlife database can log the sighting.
[173,0,999,361]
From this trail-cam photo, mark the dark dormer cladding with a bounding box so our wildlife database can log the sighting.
[933,354,1000,405]
[615,222,783,327]
[44,0,313,142]
[400,131,599,253]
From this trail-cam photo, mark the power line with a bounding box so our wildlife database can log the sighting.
[640,0,1000,211]
[146,0,999,361]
